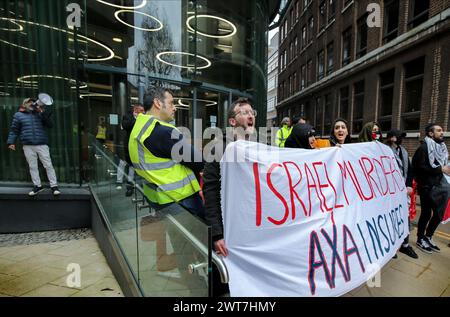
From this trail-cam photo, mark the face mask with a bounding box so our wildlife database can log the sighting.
[372,132,381,141]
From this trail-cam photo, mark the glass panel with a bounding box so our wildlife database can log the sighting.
[0,0,84,184]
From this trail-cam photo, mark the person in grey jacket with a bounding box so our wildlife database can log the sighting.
[7,98,61,196]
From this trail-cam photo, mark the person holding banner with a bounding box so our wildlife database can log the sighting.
[386,129,419,259]
[284,123,318,149]
[204,97,257,257]
[358,121,382,142]
[329,118,351,146]
[412,123,450,253]
[203,98,256,296]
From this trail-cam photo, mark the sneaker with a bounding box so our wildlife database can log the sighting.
[392,253,398,259]
[423,236,441,252]
[125,188,133,197]
[116,184,122,190]
[416,238,433,254]
[399,245,419,259]
[51,186,61,196]
[28,186,44,196]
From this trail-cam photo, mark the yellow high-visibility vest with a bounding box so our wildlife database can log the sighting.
[128,114,200,205]
[276,125,292,148]
[96,126,106,140]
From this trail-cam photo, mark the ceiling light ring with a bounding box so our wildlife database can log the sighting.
[178,98,217,107]
[0,17,114,62]
[114,10,163,32]
[0,19,24,31]
[17,74,87,89]
[186,15,237,39]
[96,0,147,10]
[156,51,211,70]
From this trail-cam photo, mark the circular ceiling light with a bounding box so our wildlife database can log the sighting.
[186,15,237,39]
[0,19,24,31]
[0,17,115,62]
[96,0,147,9]
[178,98,217,107]
[114,10,163,32]
[156,51,211,70]
[17,75,87,89]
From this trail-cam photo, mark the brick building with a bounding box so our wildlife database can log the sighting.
[276,0,450,154]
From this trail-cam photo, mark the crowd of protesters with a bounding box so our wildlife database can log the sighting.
[7,89,449,296]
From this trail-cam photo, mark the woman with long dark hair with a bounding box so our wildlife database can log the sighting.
[329,118,351,146]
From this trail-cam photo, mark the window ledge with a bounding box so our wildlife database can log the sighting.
[317,28,326,39]
[326,18,335,30]
[341,1,354,14]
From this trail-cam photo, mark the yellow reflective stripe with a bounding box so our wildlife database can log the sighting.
[144,172,197,192]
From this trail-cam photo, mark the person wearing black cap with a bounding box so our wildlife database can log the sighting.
[284,123,318,149]
[386,129,418,259]
[412,123,450,253]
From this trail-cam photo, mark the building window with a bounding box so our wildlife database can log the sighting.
[317,50,325,80]
[289,76,293,96]
[293,72,297,93]
[316,97,324,136]
[327,42,334,75]
[308,17,314,44]
[328,0,336,22]
[302,25,307,48]
[383,0,399,43]
[284,51,287,69]
[303,0,309,11]
[402,56,425,131]
[294,37,298,55]
[356,15,368,59]
[319,1,327,31]
[340,86,349,121]
[408,0,429,29]
[342,27,352,66]
[291,8,295,28]
[379,68,395,131]
[307,59,313,86]
[296,1,300,21]
[353,80,365,134]
[268,77,276,90]
[324,94,332,134]
[301,65,306,90]
[290,42,294,62]
[284,20,288,39]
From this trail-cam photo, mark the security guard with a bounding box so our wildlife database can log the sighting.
[275,117,292,147]
[129,87,205,219]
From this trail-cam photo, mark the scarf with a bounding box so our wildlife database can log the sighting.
[424,136,448,168]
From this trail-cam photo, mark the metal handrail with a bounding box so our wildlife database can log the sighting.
[89,136,230,284]
[166,214,229,284]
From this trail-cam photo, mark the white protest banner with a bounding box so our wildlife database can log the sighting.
[220,140,409,297]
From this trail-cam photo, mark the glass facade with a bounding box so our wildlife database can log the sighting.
[1,0,274,184]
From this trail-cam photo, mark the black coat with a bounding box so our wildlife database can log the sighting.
[412,142,443,191]
[202,137,228,241]
[121,112,136,165]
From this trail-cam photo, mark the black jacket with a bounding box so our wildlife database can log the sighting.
[122,112,136,165]
[412,142,443,191]
[203,137,228,242]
